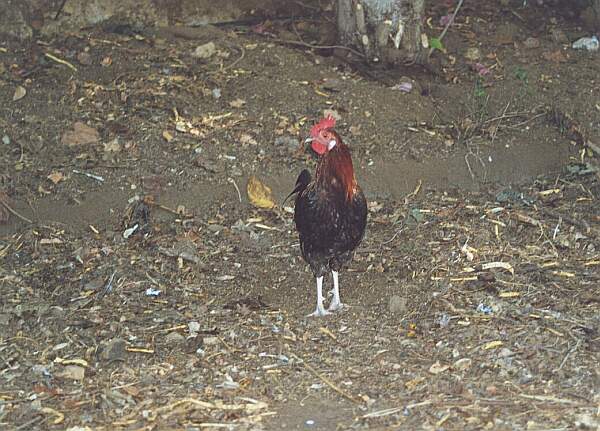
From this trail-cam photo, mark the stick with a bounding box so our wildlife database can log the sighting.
[429,0,465,58]
[270,37,365,58]
[44,53,77,72]
[289,353,362,404]
[0,199,33,223]
[54,0,68,20]
[228,177,242,203]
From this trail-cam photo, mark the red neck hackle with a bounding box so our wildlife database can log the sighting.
[315,132,358,202]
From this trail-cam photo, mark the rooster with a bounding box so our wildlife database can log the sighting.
[286,116,367,316]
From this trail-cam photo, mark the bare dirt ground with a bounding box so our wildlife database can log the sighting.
[1,1,600,430]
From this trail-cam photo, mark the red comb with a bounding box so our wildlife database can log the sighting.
[310,115,336,138]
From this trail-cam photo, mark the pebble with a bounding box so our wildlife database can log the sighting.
[464,47,481,61]
[165,331,185,345]
[192,42,216,59]
[101,338,127,362]
[523,37,540,49]
[453,357,472,371]
[388,295,407,314]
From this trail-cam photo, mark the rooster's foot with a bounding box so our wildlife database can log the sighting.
[307,307,331,317]
[327,300,344,312]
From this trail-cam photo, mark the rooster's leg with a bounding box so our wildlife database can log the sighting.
[307,276,330,317]
[328,270,343,311]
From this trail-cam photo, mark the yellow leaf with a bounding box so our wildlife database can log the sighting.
[229,98,246,108]
[498,291,520,298]
[54,357,89,367]
[47,171,64,184]
[162,130,174,142]
[483,340,503,350]
[13,85,26,101]
[247,175,275,209]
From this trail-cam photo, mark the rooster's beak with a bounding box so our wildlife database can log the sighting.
[304,137,313,144]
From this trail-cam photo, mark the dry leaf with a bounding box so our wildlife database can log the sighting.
[13,85,26,101]
[103,138,121,153]
[239,133,257,146]
[428,361,450,375]
[498,291,520,298]
[163,130,174,142]
[483,340,503,350]
[54,357,89,367]
[481,261,514,274]
[47,172,64,184]
[40,238,63,245]
[61,122,100,147]
[247,175,275,209]
[229,98,246,108]
[41,407,64,425]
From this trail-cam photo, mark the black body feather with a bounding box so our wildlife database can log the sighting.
[290,157,367,278]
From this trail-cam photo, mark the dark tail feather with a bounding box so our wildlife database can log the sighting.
[283,169,311,205]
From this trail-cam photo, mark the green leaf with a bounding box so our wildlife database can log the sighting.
[429,37,444,52]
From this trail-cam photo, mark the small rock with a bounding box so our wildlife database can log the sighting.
[572,35,599,51]
[188,321,201,336]
[428,361,450,374]
[211,88,221,99]
[519,368,534,384]
[193,157,222,173]
[192,42,217,59]
[57,365,85,381]
[453,358,472,371]
[101,338,127,362]
[523,37,540,49]
[464,47,481,61]
[321,78,342,92]
[388,295,407,314]
[77,51,93,65]
[206,224,226,233]
[2,135,10,145]
[165,331,185,345]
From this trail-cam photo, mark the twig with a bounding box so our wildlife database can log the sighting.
[270,37,365,58]
[489,102,511,146]
[381,226,405,246]
[403,179,422,204]
[209,44,245,75]
[429,0,465,57]
[0,199,33,223]
[289,352,362,404]
[228,177,242,203]
[553,339,582,373]
[146,200,191,217]
[72,169,104,182]
[518,394,578,404]
[44,53,77,72]
[54,0,68,20]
